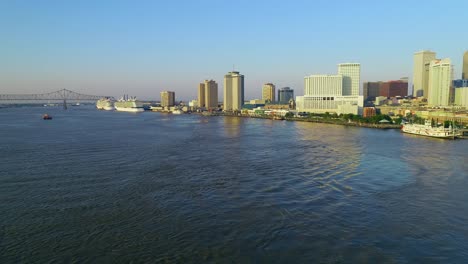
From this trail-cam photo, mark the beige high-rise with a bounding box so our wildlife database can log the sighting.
[204,80,218,109]
[160,91,175,107]
[223,71,244,111]
[463,51,468,79]
[198,83,206,108]
[198,80,218,109]
[413,50,436,97]
[262,83,275,102]
[427,58,452,106]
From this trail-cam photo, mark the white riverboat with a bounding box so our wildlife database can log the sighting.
[401,120,460,139]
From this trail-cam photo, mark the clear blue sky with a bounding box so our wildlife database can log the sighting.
[1,0,467,100]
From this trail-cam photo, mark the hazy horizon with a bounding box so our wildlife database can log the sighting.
[1,0,467,101]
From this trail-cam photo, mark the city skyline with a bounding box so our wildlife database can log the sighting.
[1,1,468,100]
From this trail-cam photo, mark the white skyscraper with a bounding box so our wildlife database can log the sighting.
[223,71,244,111]
[296,63,363,115]
[338,63,361,96]
[304,75,343,96]
[413,50,437,97]
[427,58,452,106]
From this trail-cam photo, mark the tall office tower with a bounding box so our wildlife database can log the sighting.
[204,79,218,109]
[160,91,175,107]
[338,63,361,96]
[278,87,294,103]
[198,83,206,108]
[304,75,343,96]
[363,82,382,101]
[463,51,468,79]
[380,80,409,97]
[262,83,276,102]
[223,71,244,111]
[413,50,437,97]
[427,58,452,106]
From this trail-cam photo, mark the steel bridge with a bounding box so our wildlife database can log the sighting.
[0,89,114,109]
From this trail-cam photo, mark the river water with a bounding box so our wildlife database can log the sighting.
[0,106,467,263]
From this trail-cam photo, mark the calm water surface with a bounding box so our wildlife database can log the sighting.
[0,106,467,263]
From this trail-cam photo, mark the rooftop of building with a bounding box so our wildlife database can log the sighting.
[415,50,436,54]
[338,63,360,66]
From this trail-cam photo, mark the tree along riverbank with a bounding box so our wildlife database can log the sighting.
[199,112,402,129]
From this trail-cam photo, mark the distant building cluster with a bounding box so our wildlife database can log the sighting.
[296,63,363,115]
[152,50,468,119]
[411,50,468,107]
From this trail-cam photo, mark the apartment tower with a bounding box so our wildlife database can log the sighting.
[223,71,244,111]
[160,91,175,107]
[204,80,218,109]
[262,83,276,102]
[413,50,437,97]
[427,58,452,106]
[198,83,206,108]
[198,80,218,109]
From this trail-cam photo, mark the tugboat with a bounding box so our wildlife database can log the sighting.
[42,114,53,120]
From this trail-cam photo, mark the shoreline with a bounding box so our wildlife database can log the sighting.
[192,112,402,129]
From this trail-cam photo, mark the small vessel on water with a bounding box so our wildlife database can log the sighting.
[42,114,52,120]
[401,120,460,139]
[114,95,144,112]
[172,109,184,115]
[96,97,115,111]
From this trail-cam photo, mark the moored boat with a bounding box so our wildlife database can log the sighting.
[114,96,144,112]
[96,97,115,111]
[401,120,460,139]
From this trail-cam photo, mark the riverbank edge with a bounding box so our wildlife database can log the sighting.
[191,112,402,129]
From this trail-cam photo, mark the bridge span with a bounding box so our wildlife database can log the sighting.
[0,89,114,109]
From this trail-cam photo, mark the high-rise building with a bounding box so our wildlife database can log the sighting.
[363,82,382,101]
[296,63,363,115]
[380,80,408,97]
[223,71,244,111]
[453,79,468,88]
[304,75,343,96]
[160,91,175,107]
[454,79,468,107]
[262,83,275,102]
[427,58,452,106]
[204,80,218,109]
[338,63,360,96]
[413,50,437,97]
[277,87,294,103]
[463,51,468,79]
[455,87,468,107]
[198,80,218,109]
[198,83,206,108]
